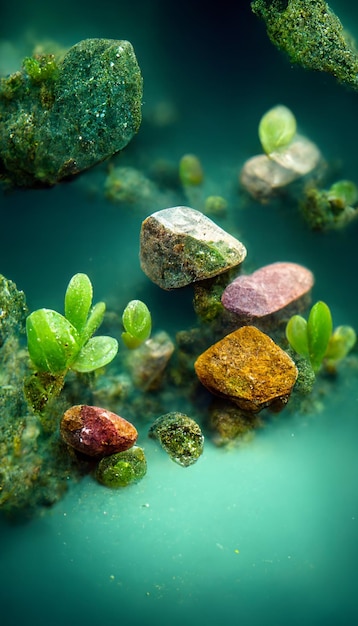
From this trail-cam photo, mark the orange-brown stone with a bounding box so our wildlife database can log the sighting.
[194,326,298,412]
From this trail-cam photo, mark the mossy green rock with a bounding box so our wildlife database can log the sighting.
[0,38,143,186]
[251,0,358,90]
[149,412,204,466]
[95,446,147,488]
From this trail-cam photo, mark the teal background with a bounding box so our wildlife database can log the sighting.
[1,2,358,625]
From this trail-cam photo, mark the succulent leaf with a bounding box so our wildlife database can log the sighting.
[285,314,309,358]
[122,300,151,349]
[65,273,93,334]
[71,336,118,372]
[307,301,333,372]
[26,309,80,374]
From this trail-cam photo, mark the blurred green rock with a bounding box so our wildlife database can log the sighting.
[251,0,358,90]
[0,38,143,187]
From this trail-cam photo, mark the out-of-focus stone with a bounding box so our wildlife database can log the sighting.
[240,136,321,201]
[221,262,314,318]
[194,326,298,412]
[140,206,247,289]
[270,135,321,175]
[149,412,204,466]
[125,330,175,390]
[209,400,262,446]
[60,404,137,456]
[240,154,297,200]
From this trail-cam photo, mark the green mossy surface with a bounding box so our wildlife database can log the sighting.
[149,412,204,467]
[0,38,143,187]
[95,446,147,488]
[251,0,358,89]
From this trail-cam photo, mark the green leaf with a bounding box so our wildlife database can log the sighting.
[285,315,309,358]
[81,301,106,345]
[26,309,80,374]
[71,336,118,372]
[327,181,358,207]
[324,325,356,363]
[65,273,93,334]
[258,105,297,155]
[307,301,333,372]
[122,300,151,349]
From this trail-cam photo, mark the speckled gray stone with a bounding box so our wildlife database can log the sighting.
[140,206,247,289]
[221,262,314,317]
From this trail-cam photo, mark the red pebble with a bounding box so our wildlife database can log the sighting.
[60,405,137,457]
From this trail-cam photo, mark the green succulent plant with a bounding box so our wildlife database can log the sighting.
[26,273,118,376]
[258,104,297,155]
[286,301,356,374]
[178,154,204,187]
[121,299,152,349]
[286,301,333,373]
[324,325,357,371]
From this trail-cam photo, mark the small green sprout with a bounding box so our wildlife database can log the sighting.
[324,325,356,372]
[121,299,152,349]
[258,104,297,155]
[22,55,59,83]
[26,273,118,376]
[286,301,332,373]
[326,180,358,210]
[286,301,356,375]
[179,154,204,186]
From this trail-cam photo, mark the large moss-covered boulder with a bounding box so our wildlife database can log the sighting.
[0,38,143,186]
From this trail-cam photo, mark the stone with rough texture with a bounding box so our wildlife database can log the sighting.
[0,38,143,186]
[221,262,314,318]
[140,206,247,289]
[95,446,147,488]
[60,404,137,457]
[194,326,298,412]
[149,412,204,466]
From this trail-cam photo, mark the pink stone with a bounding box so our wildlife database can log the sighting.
[221,262,314,318]
[60,405,137,457]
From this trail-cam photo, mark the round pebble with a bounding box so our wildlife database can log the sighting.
[60,404,137,457]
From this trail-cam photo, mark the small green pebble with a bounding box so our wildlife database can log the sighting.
[95,446,147,488]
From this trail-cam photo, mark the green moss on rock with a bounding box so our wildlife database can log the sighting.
[0,38,143,187]
[149,412,204,466]
[95,446,147,488]
[251,0,358,89]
